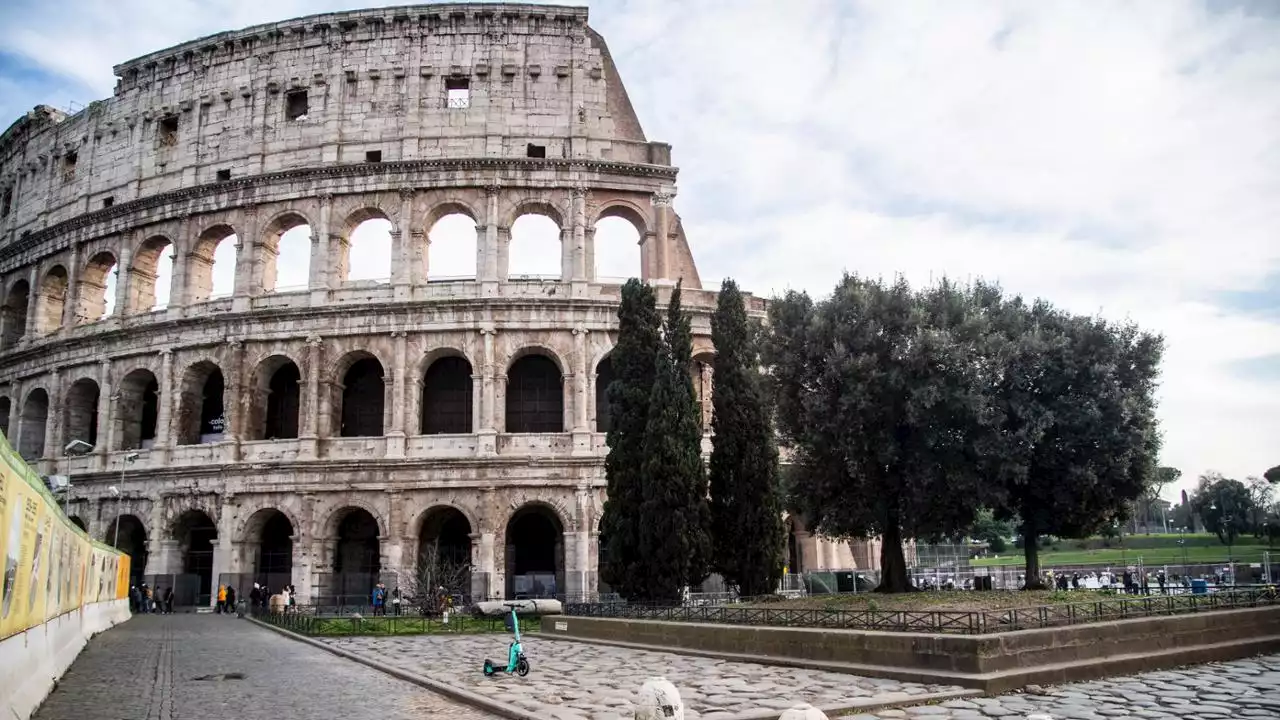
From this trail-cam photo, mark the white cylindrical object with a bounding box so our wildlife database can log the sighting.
[779,704,829,720]
[635,677,684,720]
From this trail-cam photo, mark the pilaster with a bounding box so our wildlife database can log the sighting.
[392,188,414,300]
[309,194,332,304]
[94,358,112,468]
[652,191,674,280]
[231,205,260,311]
[476,325,497,456]
[224,338,244,461]
[386,330,408,457]
[41,366,62,466]
[299,335,322,459]
[480,185,500,296]
[570,186,589,296]
[151,349,174,463]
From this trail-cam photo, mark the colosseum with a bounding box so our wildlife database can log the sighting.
[0,3,874,607]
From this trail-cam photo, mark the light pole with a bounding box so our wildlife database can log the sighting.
[109,452,139,549]
[60,439,94,520]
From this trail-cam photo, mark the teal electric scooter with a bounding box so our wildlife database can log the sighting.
[482,602,530,677]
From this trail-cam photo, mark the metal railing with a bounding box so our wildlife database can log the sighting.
[564,586,1280,635]
[254,604,543,637]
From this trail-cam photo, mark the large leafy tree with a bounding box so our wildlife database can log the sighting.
[637,282,712,601]
[982,293,1163,587]
[708,279,786,597]
[599,279,660,600]
[764,274,995,592]
[1265,466,1280,485]
[1190,474,1254,549]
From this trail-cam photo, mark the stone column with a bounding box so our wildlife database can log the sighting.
[295,493,317,602]
[569,486,592,599]
[477,326,496,456]
[496,227,511,282]
[22,265,38,342]
[210,497,237,608]
[570,186,588,296]
[299,335,322,459]
[231,206,259,312]
[309,194,332,304]
[42,366,62,466]
[152,349,174,462]
[478,487,498,599]
[387,330,407,458]
[479,185,500,295]
[94,358,112,467]
[224,339,244,461]
[560,226,574,282]
[61,248,80,327]
[166,219,189,317]
[652,191,673,281]
[572,326,591,455]
[392,188,414,300]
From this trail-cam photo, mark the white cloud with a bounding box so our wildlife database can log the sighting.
[3,0,1277,500]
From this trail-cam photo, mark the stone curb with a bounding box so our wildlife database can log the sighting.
[248,618,539,720]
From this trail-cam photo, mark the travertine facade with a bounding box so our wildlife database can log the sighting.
[0,3,860,604]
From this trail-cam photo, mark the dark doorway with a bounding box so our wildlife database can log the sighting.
[420,356,473,434]
[333,509,381,601]
[595,355,615,433]
[504,505,563,599]
[340,358,385,437]
[106,514,148,587]
[63,378,100,448]
[264,361,301,439]
[119,370,159,450]
[505,355,562,433]
[173,510,216,604]
[257,510,294,588]
[1,280,30,349]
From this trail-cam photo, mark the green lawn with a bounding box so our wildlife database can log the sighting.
[270,614,542,637]
[973,543,1275,567]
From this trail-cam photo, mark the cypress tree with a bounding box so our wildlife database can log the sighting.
[708,279,786,597]
[638,281,712,601]
[599,279,660,600]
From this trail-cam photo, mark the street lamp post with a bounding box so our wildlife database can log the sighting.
[110,452,139,549]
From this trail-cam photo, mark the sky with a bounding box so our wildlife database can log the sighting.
[1,0,1277,502]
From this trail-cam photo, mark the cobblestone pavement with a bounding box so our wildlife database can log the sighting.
[32,614,497,720]
[842,654,1280,719]
[321,634,968,719]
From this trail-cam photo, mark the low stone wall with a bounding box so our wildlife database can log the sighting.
[541,605,1280,692]
[0,599,131,720]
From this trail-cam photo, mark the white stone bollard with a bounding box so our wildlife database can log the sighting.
[779,704,829,720]
[635,677,684,720]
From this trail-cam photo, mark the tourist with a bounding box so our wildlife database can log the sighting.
[216,584,227,613]
[371,583,387,616]
[129,585,140,614]
[164,586,174,614]
[249,583,262,611]
[226,585,236,615]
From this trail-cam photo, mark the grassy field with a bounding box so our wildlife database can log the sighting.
[742,590,1119,612]
[280,614,541,637]
[973,535,1274,567]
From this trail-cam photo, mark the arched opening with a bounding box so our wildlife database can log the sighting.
[332,508,381,602]
[505,354,563,433]
[63,378,100,449]
[0,396,11,438]
[18,388,49,460]
[504,504,564,599]
[692,351,715,432]
[106,514,148,587]
[339,356,385,437]
[68,515,87,532]
[594,215,643,283]
[1,280,30,349]
[177,361,225,445]
[247,356,301,440]
[244,509,294,590]
[75,251,118,323]
[420,355,472,434]
[508,213,562,279]
[418,507,473,600]
[35,265,68,334]
[190,225,237,303]
[130,236,175,312]
[427,212,478,280]
[172,510,216,604]
[342,212,393,284]
[262,214,312,293]
[595,355,615,433]
[117,369,159,450]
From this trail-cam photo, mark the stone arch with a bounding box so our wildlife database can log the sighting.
[505,199,566,230]
[1,278,30,349]
[320,501,388,539]
[130,235,177,312]
[692,348,716,432]
[116,368,159,450]
[507,201,564,280]
[62,377,100,449]
[325,505,383,601]
[425,201,479,281]
[240,507,296,588]
[246,353,302,440]
[0,394,11,438]
[189,223,238,303]
[176,359,226,445]
[420,353,473,435]
[593,201,651,236]
[104,513,148,585]
[76,251,118,323]
[592,205,646,283]
[35,264,69,334]
[503,500,567,599]
[505,348,565,433]
[18,387,50,460]
[170,509,217,604]
[260,210,313,293]
[339,207,393,284]
[594,352,616,433]
[416,504,474,568]
[331,350,386,437]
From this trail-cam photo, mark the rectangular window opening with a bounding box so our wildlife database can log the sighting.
[102,196,114,208]
[446,77,470,109]
[286,89,309,121]
[62,152,78,182]
[365,150,382,163]
[1,189,11,218]
[159,115,179,147]
[526,144,546,159]
[216,169,231,182]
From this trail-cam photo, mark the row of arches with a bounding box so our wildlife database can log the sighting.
[95,503,566,602]
[0,207,645,349]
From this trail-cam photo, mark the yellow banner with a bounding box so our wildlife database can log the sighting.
[0,431,126,640]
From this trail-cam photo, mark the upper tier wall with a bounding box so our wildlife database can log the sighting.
[0,3,668,245]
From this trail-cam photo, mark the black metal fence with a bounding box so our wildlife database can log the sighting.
[564,586,1280,635]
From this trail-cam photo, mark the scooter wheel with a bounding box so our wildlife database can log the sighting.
[483,661,496,677]
[516,658,530,677]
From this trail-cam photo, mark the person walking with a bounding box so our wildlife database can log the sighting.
[164,586,174,614]
[226,585,237,616]
[216,584,227,613]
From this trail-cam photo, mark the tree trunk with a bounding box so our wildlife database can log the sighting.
[874,524,913,593]
[1022,530,1044,590]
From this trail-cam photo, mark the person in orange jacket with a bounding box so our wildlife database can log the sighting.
[217,584,227,613]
